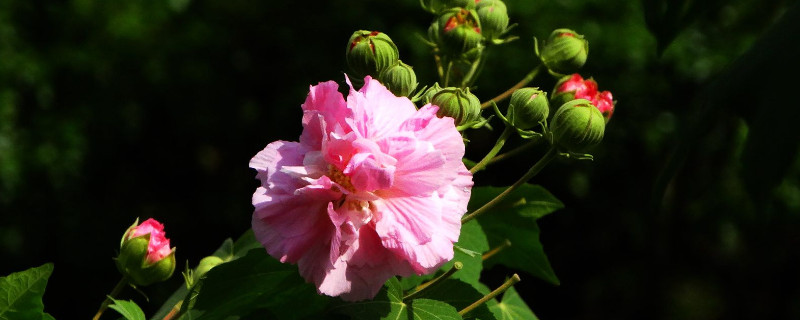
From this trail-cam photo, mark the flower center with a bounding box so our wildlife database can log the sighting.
[328,164,356,193]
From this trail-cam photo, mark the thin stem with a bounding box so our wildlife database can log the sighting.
[480,64,542,109]
[458,274,521,316]
[444,59,454,87]
[461,48,487,89]
[487,137,543,166]
[482,239,511,261]
[404,262,463,301]
[162,301,183,320]
[461,145,558,224]
[435,53,444,80]
[470,126,513,174]
[92,278,129,320]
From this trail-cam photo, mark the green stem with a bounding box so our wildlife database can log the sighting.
[487,137,543,166]
[481,239,511,261]
[92,278,129,320]
[470,126,513,174]
[403,262,463,301]
[458,274,521,316]
[461,48,487,89]
[480,64,542,109]
[461,145,558,224]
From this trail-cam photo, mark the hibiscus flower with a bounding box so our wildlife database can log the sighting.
[249,76,473,301]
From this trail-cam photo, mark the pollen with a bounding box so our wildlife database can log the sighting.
[328,164,356,193]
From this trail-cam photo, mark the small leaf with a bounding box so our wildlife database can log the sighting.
[489,286,539,320]
[0,263,54,320]
[108,298,146,320]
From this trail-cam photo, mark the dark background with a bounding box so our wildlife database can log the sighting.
[2,0,800,319]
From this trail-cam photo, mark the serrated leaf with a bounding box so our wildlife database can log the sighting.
[469,184,563,220]
[489,286,539,320]
[470,185,560,285]
[108,298,146,320]
[178,248,329,320]
[331,278,462,320]
[0,263,54,320]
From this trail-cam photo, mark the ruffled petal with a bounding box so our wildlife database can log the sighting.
[301,80,349,148]
[345,76,418,140]
[374,194,455,272]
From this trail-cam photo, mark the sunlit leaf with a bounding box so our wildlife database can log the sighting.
[108,298,146,320]
[0,263,54,320]
[489,286,539,320]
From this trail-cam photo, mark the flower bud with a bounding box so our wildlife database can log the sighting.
[346,30,399,79]
[116,218,176,286]
[430,86,482,126]
[550,73,595,110]
[476,0,509,41]
[537,29,588,75]
[551,73,615,122]
[508,87,549,130]
[378,60,418,97]
[419,82,444,105]
[193,256,224,282]
[550,99,605,152]
[437,8,483,55]
[422,0,475,13]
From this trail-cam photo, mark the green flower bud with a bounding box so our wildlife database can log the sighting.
[420,82,444,105]
[193,256,224,282]
[476,0,509,40]
[378,60,418,97]
[431,86,482,126]
[536,29,589,75]
[346,30,399,79]
[422,0,475,13]
[550,99,604,152]
[437,8,483,55]
[508,87,549,130]
[115,218,176,286]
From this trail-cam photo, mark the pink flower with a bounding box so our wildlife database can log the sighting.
[555,73,615,121]
[250,75,473,301]
[128,218,172,264]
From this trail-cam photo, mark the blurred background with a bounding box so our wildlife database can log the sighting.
[1,0,799,319]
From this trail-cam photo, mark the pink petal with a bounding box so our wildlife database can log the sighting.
[374,195,455,272]
[345,76,418,140]
[300,80,349,148]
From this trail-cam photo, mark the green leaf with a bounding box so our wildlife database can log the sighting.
[470,185,560,285]
[411,279,497,320]
[0,263,54,320]
[331,278,462,320]
[152,230,266,320]
[469,184,563,220]
[108,298,146,320]
[178,248,329,320]
[489,286,539,320]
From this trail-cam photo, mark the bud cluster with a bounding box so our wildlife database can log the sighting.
[346,30,418,97]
